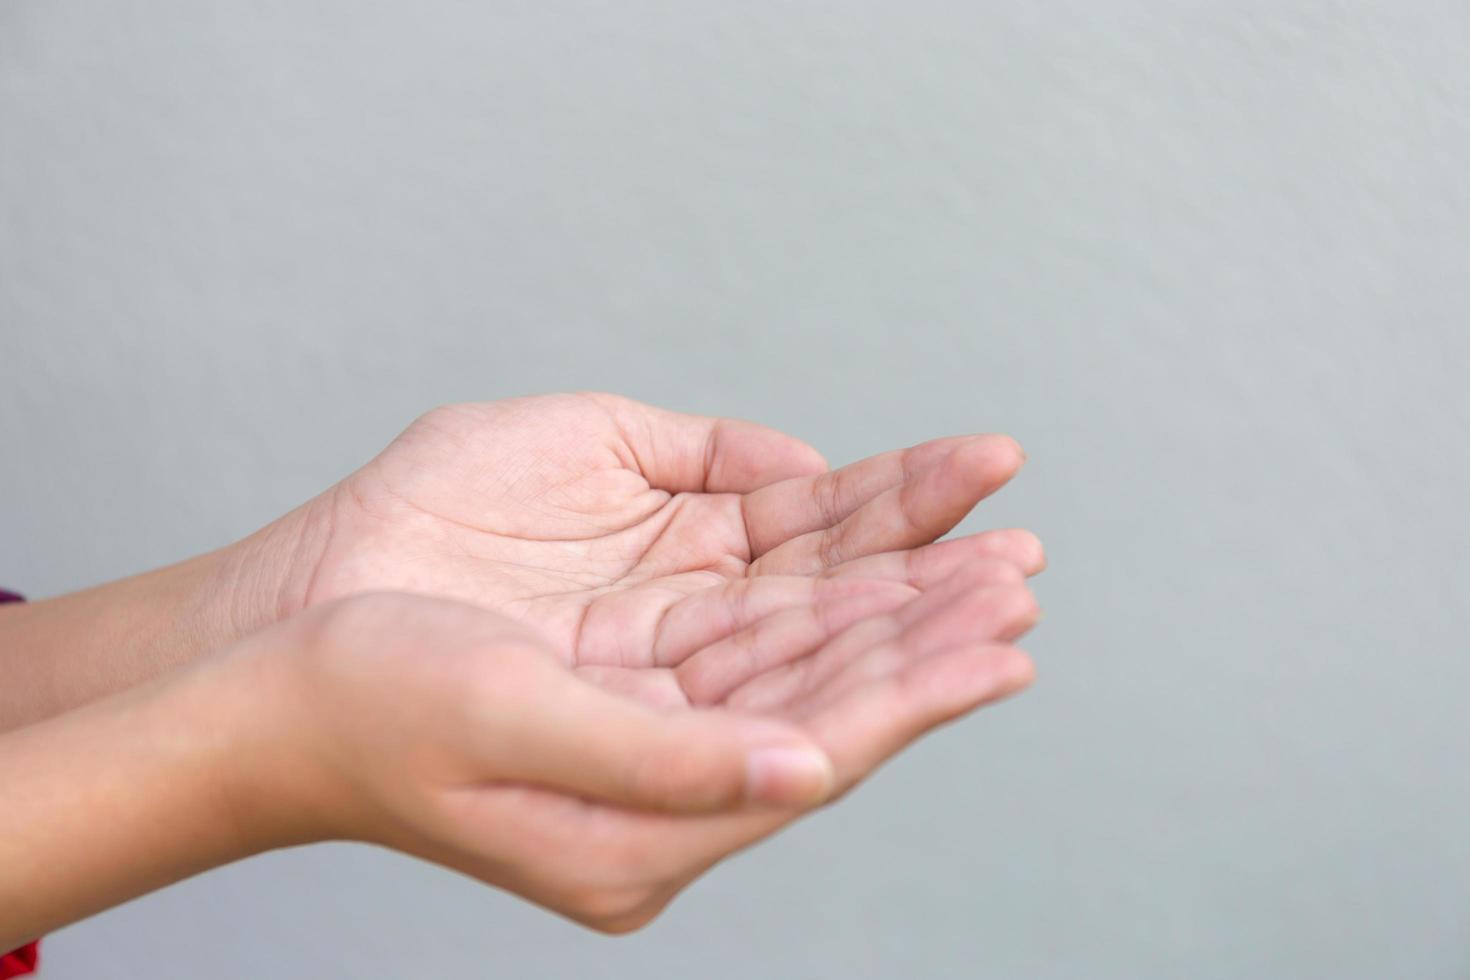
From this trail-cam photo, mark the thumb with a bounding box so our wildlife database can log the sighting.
[483,669,836,812]
[589,394,829,494]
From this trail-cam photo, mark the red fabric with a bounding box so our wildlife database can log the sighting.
[1,590,40,977]
[0,942,39,978]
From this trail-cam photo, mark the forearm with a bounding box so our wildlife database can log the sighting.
[0,510,318,732]
[0,653,291,948]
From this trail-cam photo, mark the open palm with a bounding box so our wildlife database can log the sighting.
[282,393,1042,701]
[303,558,1041,933]
[369,559,1041,932]
[249,393,1047,930]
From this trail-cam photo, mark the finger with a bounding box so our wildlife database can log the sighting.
[724,557,1031,712]
[534,641,1035,887]
[674,585,916,706]
[480,665,838,811]
[726,572,1039,715]
[650,575,915,668]
[651,642,1032,873]
[807,643,1034,792]
[571,572,904,669]
[773,585,1039,718]
[821,530,1046,586]
[422,778,759,919]
[585,393,828,494]
[573,665,690,710]
[740,436,972,557]
[749,435,1026,576]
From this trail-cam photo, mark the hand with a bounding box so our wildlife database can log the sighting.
[231,572,1037,933]
[1,570,1034,945]
[236,393,1043,689]
[0,393,1043,736]
[0,393,1045,943]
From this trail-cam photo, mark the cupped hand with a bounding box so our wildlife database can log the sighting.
[241,393,1043,678]
[226,564,1037,933]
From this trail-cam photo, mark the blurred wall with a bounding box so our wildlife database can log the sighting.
[3,2,1468,977]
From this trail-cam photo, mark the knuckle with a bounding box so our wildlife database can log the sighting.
[815,527,846,568]
[811,471,846,526]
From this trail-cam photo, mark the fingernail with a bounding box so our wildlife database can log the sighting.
[744,744,835,806]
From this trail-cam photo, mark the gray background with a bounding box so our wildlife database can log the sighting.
[2,2,1467,977]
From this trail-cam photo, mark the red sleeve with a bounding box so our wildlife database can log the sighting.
[0,589,41,978]
[0,943,39,979]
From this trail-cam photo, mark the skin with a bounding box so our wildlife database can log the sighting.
[0,393,1042,728]
[0,393,1044,942]
[0,577,1035,947]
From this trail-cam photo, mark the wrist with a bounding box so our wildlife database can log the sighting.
[222,598,431,850]
[207,494,337,647]
[181,629,342,854]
